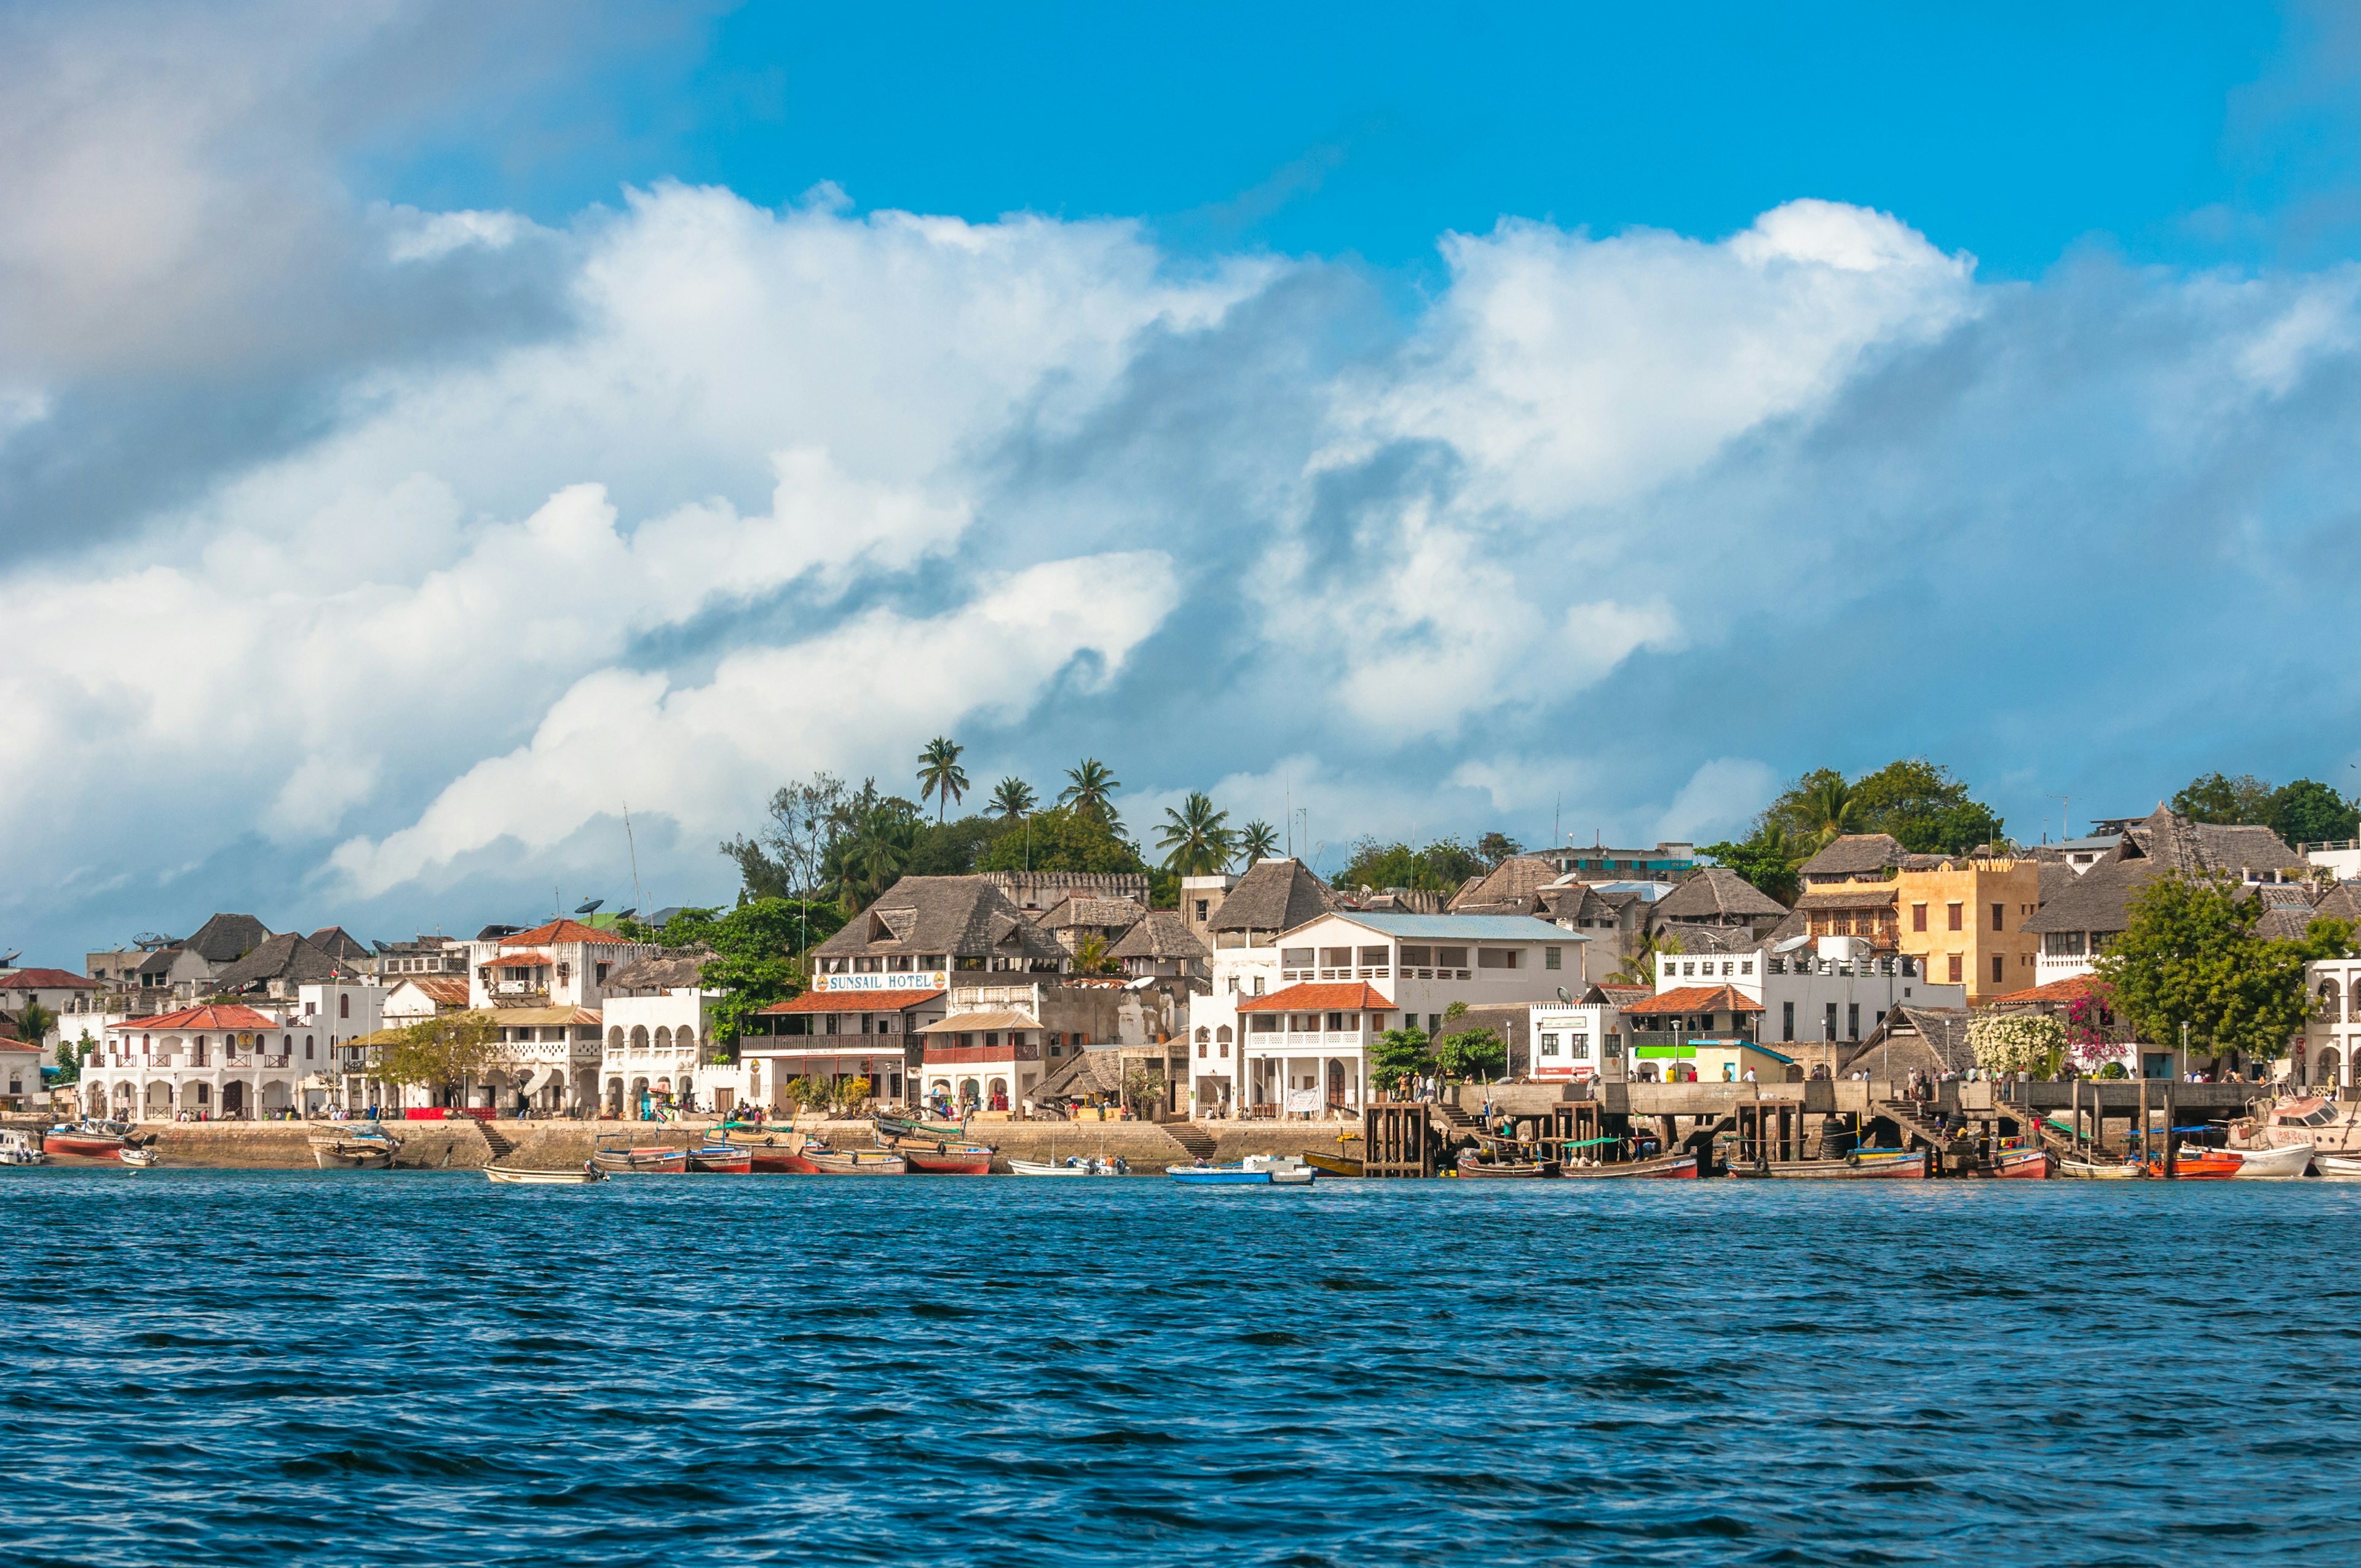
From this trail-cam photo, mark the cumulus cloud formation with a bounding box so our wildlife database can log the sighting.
[10,7,2361,950]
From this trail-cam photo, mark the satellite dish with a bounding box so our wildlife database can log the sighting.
[574,898,604,915]
[1556,986,1570,1003]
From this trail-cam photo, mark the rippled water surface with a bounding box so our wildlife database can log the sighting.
[7,1170,2359,1566]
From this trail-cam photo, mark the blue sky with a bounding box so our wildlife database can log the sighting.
[7,1,2361,959]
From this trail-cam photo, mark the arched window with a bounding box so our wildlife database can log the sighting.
[305,1039,314,1059]
[2322,979,2345,1023]
[678,1026,697,1054]
[609,1026,624,1050]
[630,1026,649,1050]
[339,994,350,1018]
[654,1026,673,1051]
[2320,1047,2343,1087]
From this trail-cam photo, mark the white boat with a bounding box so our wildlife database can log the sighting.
[0,1130,45,1166]
[2225,1141,2314,1179]
[117,1147,160,1168]
[2317,1154,2361,1181]
[485,1163,606,1185]
[1009,1156,1123,1177]
[2057,1158,2146,1179]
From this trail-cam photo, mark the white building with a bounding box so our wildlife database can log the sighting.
[465,918,655,1011]
[82,1003,316,1120]
[742,983,946,1114]
[1,1037,44,1110]
[1526,983,1652,1083]
[1642,934,1963,1056]
[2303,957,2361,1089]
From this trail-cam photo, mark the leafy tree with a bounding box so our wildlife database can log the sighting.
[1762,760,2001,855]
[1370,1024,1431,1091]
[1338,836,1485,893]
[1610,928,1683,986]
[1476,831,1524,868]
[905,815,999,878]
[989,777,1036,820]
[629,898,848,1044]
[1156,791,1235,876]
[54,1031,95,1086]
[825,781,925,912]
[1058,758,1122,826]
[721,772,848,903]
[979,806,1148,876]
[1701,825,1804,905]
[1236,819,1279,864]
[1434,1026,1506,1082]
[2269,778,2360,847]
[2094,872,2353,1067]
[916,737,970,824]
[2172,771,2278,827]
[15,1000,56,1052]
[379,1012,502,1103]
[1070,932,1120,976]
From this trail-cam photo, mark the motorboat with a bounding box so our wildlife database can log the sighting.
[2319,1154,2361,1181]
[1730,1149,1930,1180]
[1986,1145,2051,1178]
[686,1145,752,1174]
[1557,1152,1699,1179]
[1455,1148,1555,1178]
[901,1144,995,1175]
[591,1137,689,1174]
[2223,1141,2314,1179]
[1168,1155,1315,1186]
[43,1122,130,1158]
[2240,1097,2361,1158]
[117,1147,161,1168]
[805,1147,908,1176]
[486,1163,607,1185]
[310,1123,396,1170]
[2154,1150,2240,1179]
[2057,1158,2147,1179]
[1010,1155,1123,1176]
[0,1130,45,1166]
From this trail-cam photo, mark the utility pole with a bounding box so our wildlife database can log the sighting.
[2049,793,2071,842]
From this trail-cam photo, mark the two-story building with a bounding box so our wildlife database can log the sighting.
[465,917,657,1010]
[1890,853,2043,1004]
[598,949,724,1118]
[1635,932,1966,1072]
[82,1002,318,1120]
[0,968,99,1049]
[2023,806,2301,986]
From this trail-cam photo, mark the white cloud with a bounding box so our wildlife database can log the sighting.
[1651,759,1780,846]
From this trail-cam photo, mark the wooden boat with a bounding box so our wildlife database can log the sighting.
[686,1145,752,1174]
[117,1146,160,1168]
[2319,1153,2361,1181]
[1010,1156,1121,1176]
[0,1130,47,1166]
[1303,1151,1364,1177]
[486,1163,606,1185]
[805,1147,907,1176]
[1557,1152,1699,1180]
[2157,1150,2243,1179]
[2224,1141,2314,1179]
[1455,1149,1556,1178]
[2057,1158,2146,1179]
[591,1139,689,1174]
[310,1128,395,1170]
[1730,1150,1930,1179]
[874,1112,971,1142]
[901,1145,994,1175]
[43,1122,129,1158]
[1988,1146,2051,1179]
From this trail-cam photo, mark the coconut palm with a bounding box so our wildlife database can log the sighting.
[1071,932,1120,976]
[1059,758,1121,824]
[1235,819,1279,865]
[916,737,968,825]
[1800,774,1857,847]
[1156,792,1236,876]
[989,777,1036,820]
[1610,928,1683,988]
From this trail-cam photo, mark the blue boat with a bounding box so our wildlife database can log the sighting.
[1166,1155,1316,1186]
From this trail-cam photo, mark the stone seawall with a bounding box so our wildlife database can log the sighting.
[105,1119,1372,1174]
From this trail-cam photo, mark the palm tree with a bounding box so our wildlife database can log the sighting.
[1157,792,1235,876]
[916,737,968,824]
[989,777,1036,820]
[1059,758,1121,824]
[1610,928,1683,987]
[1235,820,1279,865]
[1071,932,1120,976]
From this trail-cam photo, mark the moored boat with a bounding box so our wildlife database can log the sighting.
[0,1129,47,1166]
[2058,1157,2146,1179]
[805,1147,908,1176]
[687,1144,752,1173]
[901,1145,995,1175]
[2320,1153,2361,1181]
[2153,1151,2239,1178]
[591,1137,690,1174]
[1455,1149,1555,1178]
[117,1146,160,1168]
[1010,1155,1123,1176]
[310,1125,395,1170]
[2223,1141,2314,1179]
[43,1122,130,1158]
[1731,1150,1929,1179]
[486,1163,606,1185]
[874,1112,972,1142]
[1988,1146,2051,1179]
[1557,1152,1699,1180]
[1303,1150,1364,1177]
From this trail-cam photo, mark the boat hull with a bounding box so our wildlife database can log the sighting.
[1168,1165,1269,1184]
[1009,1158,1098,1177]
[806,1149,908,1175]
[1988,1148,2051,1179]
[2319,1154,2361,1181]
[2226,1143,2314,1179]
[118,1148,160,1168]
[1303,1152,1363,1177]
[2058,1159,2146,1179]
[486,1165,606,1185]
[687,1147,752,1173]
[311,1142,393,1170]
[1455,1153,1556,1178]
[591,1149,690,1174]
[1558,1153,1699,1180]
[1741,1150,1929,1180]
[44,1132,126,1158]
[902,1148,994,1174]
[748,1148,821,1173]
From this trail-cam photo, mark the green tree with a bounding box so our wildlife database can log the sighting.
[2270,778,2360,847]
[1156,791,1235,876]
[1475,831,1524,868]
[1337,836,1485,893]
[906,815,999,878]
[825,781,925,911]
[979,806,1149,876]
[1058,758,1121,825]
[1434,1026,1506,1081]
[1701,824,1804,905]
[988,777,1036,820]
[54,1031,95,1086]
[1070,932,1120,976]
[721,771,848,903]
[1236,819,1279,864]
[379,1012,501,1103]
[15,1000,56,1053]
[1610,928,1683,986]
[1370,1024,1431,1091]
[630,898,849,1044]
[2173,771,2277,826]
[916,737,969,824]
[1849,758,2004,853]
[2094,871,2353,1067]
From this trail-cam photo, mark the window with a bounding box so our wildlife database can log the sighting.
[1946,902,1963,932]
[1947,954,1963,983]
[1477,948,1518,970]
[1682,962,1696,976]
[1400,945,1432,967]
[1740,960,1754,975]
[1544,947,1562,970]
[1281,947,1313,968]
[1783,1001,1795,1042]
[1436,947,1468,970]
[1900,957,1918,976]
[1823,1002,1837,1041]
[1428,1014,1442,1034]
[1912,903,1928,932]
[1326,1012,1348,1031]
[338,994,350,1019]
[1540,1032,1560,1057]
[1319,947,1353,968]
[1991,954,2004,984]
[1605,1032,1622,1058]
[1569,1033,1589,1060]
[1359,946,1388,967]
[304,1039,314,1059]
[1991,902,2006,933]
[1195,900,1209,921]
[1721,962,1734,976]
[1846,1002,1860,1039]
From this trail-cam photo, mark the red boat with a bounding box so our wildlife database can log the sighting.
[902,1145,995,1175]
[687,1146,751,1174]
[1559,1151,1698,1179]
[1990,1146,2051,1179]
[591,1140,689,1174]
[747,1143,821,1173]
[43,1123,129,1158]
[2156,1152,2240,1179]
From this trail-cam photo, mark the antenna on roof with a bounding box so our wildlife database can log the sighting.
[575,898,604,916]
[623,800,644,915]
[0,951,18,968]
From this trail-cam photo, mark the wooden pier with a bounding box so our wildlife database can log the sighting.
[1360,1098,1435,1178]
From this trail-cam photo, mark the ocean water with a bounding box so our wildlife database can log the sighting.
[5,1169,2356,1566]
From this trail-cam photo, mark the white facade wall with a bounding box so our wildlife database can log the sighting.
[1528,1002,1623,1082]
[85,1005,311,1120]
[601,989,716,1117]
[2303,957,2361,1089]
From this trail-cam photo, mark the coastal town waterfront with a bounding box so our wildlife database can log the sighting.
[7,1171,2359,1566]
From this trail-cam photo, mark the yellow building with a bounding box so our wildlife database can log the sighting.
[1892,855,2042,1005]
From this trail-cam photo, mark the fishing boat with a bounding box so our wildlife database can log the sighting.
[686,1144,752,1174]
[805,1146,908,1176]
[310,1123,396,1170]
[874,1112,972,1142]
[1988,1146,2051,1179]
[42,1122,130,1158]
[2320,1153,2361,1181]
[1010,1155,1123,1176]
[486,1163,606,1185]
[2057,1157,2146,1179]
[1454,1147,1556,1178]
[1168,1155,1316,1186]
[2154,1150,2240,1179]
[117,1146,160,1168]
[2220,1142,2313,1179]
[1730,1149,1930,1179]
[1557,1151,1699,1179]
[0,1130,45,1166]
[901,1144,995,1175]
[591,1136,690,1174]
[1303,1150,1364,1177]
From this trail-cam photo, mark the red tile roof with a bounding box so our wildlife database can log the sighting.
[1622,984,1765,1016]
[1237,982,1398,1014]
[757,989,944,1014]
[1987,975,2109,1006]
[0,967,97,989]
[499,918,633,948]
[0,1036,42,1053]
[110,1004,282,1032]
[405,976,471,1005]
[483,951,551,968]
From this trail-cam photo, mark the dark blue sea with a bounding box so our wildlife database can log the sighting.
[6,1170,2354,1566]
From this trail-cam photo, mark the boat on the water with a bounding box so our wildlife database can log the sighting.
[43,1122,130,1158]
[901,1144,994,1174]
[1009,1155,1123,1176]
[0,1129,46,1166]
[805,1147,908,1176]
[1167,1154,1315,1186]
[117,1146,160,1168]
[874,1112,972,1142]
[1987,1146,2051,1179]
[2223,1141,2313,1179]
[686,1144,752,1173]
[1303,1150,1364,1177]
[2319,1153,2361,1181]
[1730,1149,1930,1179]
[2058,1157,2146,1179]
[486,1163,606,1185]
[592,1136,690,1174]
[310,1123,396,1170]
[1455,1148,1556,1178]
[1557,1152,1699,1179]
